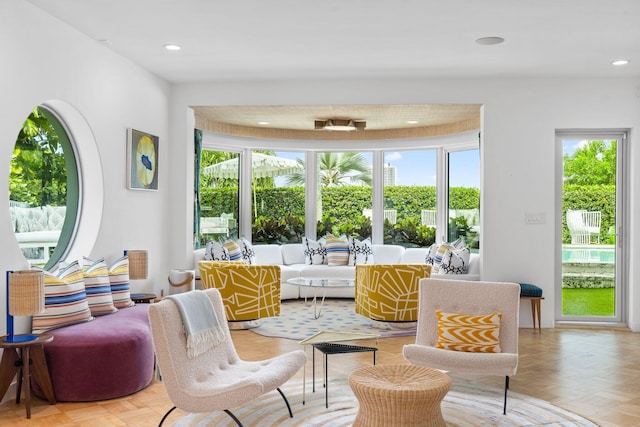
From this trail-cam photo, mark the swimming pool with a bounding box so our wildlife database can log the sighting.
[562,245,615,264]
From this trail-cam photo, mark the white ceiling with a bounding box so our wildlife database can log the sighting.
[25,1,640,135]
[27,0,640,83]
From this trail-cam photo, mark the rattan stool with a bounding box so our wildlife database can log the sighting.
[349,364,450,427]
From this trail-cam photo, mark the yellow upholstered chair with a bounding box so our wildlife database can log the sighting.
[355,264,432,321]
[198,261,281,326]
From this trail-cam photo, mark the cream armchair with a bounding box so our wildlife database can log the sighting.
[148,288,306,426]
[403,278,520,414]
[198,261,281,328]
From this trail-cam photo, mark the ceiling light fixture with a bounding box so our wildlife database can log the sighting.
[163,44,182,51]
[612,59,629,66]
[315,119,366,131]
[406,120,419,124]
[258,121,270,125]
[475,36,505,46]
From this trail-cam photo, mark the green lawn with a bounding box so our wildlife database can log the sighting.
[562,288,615,316]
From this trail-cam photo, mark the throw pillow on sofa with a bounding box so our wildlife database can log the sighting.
[204,240,229,261]
[303,236,327,265]
[348,237,374,265]
[82,257,118,315]
[425,237,466,273]
[325,234,349,266]
[222,238,243,261]
[440,246,471,274]
[32,260,94,334]
[108,255,135,309]
[238,236,257,265]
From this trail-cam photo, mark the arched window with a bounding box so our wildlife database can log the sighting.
[9,106,79,269]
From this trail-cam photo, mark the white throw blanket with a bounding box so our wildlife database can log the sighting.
[165,290,226,358]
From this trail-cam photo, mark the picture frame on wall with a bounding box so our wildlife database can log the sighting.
[127,128,159,191]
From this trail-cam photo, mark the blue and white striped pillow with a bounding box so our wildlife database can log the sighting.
[32,260,93,334]
[82,257,118,315]
[325,234,349,266]
[108,256,135,309]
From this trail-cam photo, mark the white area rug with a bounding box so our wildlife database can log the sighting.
[251,298,417,340]
[173,378,598,426]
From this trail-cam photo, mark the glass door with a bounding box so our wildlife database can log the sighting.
[557,130,626,324]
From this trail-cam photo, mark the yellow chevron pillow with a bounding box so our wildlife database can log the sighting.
[436,310,502,353]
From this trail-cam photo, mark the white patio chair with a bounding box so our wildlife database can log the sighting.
[200,216,229,236]
[583,211,601,244]
[383,209,397,225]
[566,210,588,245]
[421,209,436,227]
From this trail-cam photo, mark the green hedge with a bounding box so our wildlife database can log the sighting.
[200,184,613,245]
[201,185,479,223]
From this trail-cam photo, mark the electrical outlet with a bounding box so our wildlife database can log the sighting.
[525,213,546,224]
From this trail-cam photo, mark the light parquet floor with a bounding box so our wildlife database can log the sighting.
[1,326,639,426]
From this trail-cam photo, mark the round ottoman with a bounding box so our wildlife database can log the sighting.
[349,364,451,427]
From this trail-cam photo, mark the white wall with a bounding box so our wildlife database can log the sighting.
[0,0,172,349]
[2,1,639,352]
[171,78,640,330]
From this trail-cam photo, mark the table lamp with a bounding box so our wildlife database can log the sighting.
[4,270,44,343]
[126,250,148,280]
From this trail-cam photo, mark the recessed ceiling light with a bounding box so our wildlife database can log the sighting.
[612,59,629,66]
[475,36,505,46]
[163,44,182,51]
[406,120,419,124]
[258,121,270,125]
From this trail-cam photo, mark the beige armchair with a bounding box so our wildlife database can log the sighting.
[403,278,520,414]
[148,288,306,426]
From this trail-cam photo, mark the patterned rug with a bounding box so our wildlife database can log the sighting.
[173,378,598,426]
[251,298,417,340]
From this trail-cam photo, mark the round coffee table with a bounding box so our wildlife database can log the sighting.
[286,277,354,318]
[349,364,451,427]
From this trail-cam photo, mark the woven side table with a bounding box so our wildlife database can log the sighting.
[349,364,450,427]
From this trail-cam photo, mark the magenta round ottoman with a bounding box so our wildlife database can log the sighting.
[32,304,154,402]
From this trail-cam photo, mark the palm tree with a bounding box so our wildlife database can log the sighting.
[286,152,372,187]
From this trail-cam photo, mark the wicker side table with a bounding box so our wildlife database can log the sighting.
[349,364,450,427]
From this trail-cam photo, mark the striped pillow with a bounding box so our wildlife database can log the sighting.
[325,234,349,266]
[436,310,502,353]
[108,256,135,309]
[32,260,93,334]
[82,257,118,315]
[222,238,243,261]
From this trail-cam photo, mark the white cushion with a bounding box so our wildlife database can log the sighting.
[400,248,429,263]
[253,244,283,265]
[281,244,305,265]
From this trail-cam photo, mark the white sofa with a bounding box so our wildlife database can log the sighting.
[194,243,480,300]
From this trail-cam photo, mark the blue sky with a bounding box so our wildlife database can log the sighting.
[274,149,480,188]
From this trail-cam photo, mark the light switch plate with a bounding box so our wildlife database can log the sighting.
[525,213,546,224]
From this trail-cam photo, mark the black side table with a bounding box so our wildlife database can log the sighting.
[130,293,157,304]
[312,342,377,408]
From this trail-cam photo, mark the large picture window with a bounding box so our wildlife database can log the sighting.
[197,132,480,250]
